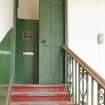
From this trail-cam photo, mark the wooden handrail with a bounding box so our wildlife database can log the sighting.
[63,46,105,89]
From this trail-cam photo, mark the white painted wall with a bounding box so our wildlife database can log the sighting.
[18,0,39,20]
[98,0,105,78]
[0,0,14,43]
[67,0,105,79]
[67,1,105,104]
[67,0,99,74]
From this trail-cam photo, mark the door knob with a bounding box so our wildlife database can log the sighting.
[42,40,46,43]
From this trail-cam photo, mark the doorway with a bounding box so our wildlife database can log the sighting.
[15,0,39,83]
[15,0,65,84]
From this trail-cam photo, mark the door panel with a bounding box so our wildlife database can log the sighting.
[52,1,64,46]
[39,46,52,83]
[39,0,52,45]
[39,0,64,84]
[52,47,63,83]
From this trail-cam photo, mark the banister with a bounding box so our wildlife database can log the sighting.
[63,46,105,90]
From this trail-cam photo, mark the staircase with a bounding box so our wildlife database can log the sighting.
[8,47,105,105]
[9,84,76,105]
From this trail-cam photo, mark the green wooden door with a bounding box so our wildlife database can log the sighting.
[39,0,64,84]
[16,19,39,83]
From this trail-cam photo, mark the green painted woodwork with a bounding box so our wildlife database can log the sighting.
[0,28,15,105]
[0,28,13,83]
[15,19,39,83]
[39,0,65,83]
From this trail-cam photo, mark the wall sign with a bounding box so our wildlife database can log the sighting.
[23,32,33,39]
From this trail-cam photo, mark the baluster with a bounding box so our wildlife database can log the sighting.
[83,70,87,105]
[79,65,84,105]
[76,62,79,104]
[78,64,81,104]
[65,52,67,89]
[86,74,89,105]
[82,69,86,105]
[71,57,74,102]
[98,85,105,105]
[68,54,72,98]
[91,78,94,105]
[82,69,85,105]
[66,53,69,89]
[79,66,88,105]
[68,54,71,91]
[75,60,77,104]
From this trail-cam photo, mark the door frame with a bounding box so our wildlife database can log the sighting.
[14,0,68,83]
[64,0,68,46]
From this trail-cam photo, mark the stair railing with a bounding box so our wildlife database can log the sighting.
[64,46,105,105]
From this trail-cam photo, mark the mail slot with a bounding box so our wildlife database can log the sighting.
[23,32,33,39]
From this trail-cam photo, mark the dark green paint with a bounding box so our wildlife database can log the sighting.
[39,0,65,83]
[15,19,39,83]
[15,0,65,84]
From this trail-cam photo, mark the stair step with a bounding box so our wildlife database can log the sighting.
[10,92,70,102]
[10,101,76,105]
[10,84,71,102]
[10,93,70,102]
[13,84,65,92]
[10,96,70,102]
[11,92,69,96]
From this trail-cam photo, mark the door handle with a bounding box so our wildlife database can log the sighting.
[41,40,46,43]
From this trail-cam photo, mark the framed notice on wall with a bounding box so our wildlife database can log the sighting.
[23,32,33,39]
